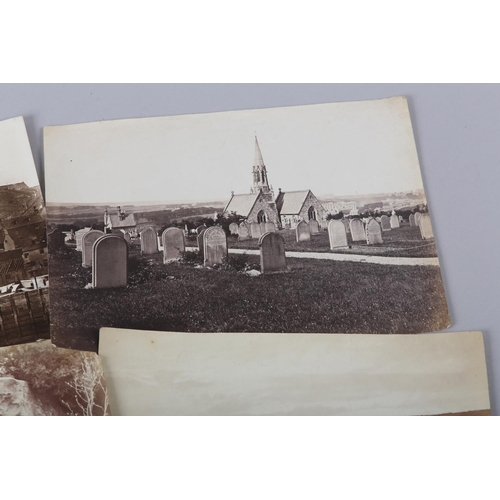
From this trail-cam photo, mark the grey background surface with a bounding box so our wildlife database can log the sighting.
[1,83,497,414]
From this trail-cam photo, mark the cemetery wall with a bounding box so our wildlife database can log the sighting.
[0,288,50,346]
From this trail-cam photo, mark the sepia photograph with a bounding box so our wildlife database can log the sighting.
[44,96,450,352]
[99,328,489,416]
[0,340,109,416]
[0,117,50,347]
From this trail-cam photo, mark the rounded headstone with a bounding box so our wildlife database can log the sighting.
[92,235,128,289]
[162,227,185,263]
[238,222,250,241]
[203,226,227,267]
[366,219,383,245]
[328,220,348,249]
[229,222,239,235]
[295,220,311,242]
[419,214,434,240]
[259,232,286,273]
[308,219,320,234]
[140,227,158,255]
[82,230,105,267]
[380,215,391,231]
[390,214,400,229]
[349,219,365,242]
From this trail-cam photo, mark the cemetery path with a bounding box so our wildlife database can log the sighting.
[226,248,440,267]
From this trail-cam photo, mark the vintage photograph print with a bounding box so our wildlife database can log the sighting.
[0,340,109,416]
[44,97,450,351]
[0,117,50,347]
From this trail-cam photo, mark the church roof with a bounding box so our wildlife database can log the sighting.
[279,190,311,215]
[224,193,260,217]
[109,213,137,228]
[254,136,265,167]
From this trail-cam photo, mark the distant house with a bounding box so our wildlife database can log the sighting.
[275,189,326,229]
[322,201,358,215]
[0,249,28,286]
[104,207,136,235]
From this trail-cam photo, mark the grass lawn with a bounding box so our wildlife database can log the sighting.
[227,223,438,258]
[49,240,450,352]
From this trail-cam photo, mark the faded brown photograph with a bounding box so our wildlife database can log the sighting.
[0,340,109,416]
[0,117,50,348]
[44,97,450,352]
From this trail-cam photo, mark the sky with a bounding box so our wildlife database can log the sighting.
[44,96,425,205]
[0,116,40,188]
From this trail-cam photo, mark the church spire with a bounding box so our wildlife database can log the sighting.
[251,136,272,199]
[254,136,265,168]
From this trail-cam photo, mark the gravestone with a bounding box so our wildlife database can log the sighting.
[48,229,66,252]
[203,226,227,267]
[122,231,131,243]
[308,219,320,234]
[229,223,239,235]
[238,222,250,241]
[285,222,291,230]
[264,221,276,233]
[92,235,128,289]
[81,230,104,268]
[390,214,400,229]
[366,219,383,245]
[197,228,207,257]
[380,215,391,232]
[328,220,348,249]
[296,221,311,242]
[414,213,422,227]
[342,219,351,234]
[409,214,415,227]
[249,223,262,239]
[259,232,286,273]
[162,227,185,263]
[349,219,365,242]
[196,225,206,235]
[112,229,125,238]
[75,228,92,251]
[140,227,158,255]
[419,214,434,240]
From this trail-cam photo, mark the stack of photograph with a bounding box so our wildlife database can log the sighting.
[0,97,491,415]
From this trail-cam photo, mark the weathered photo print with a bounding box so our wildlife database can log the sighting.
[0,117,50,347]
[99,329,489,416]
[44,97,450,351]
[0,340,109,416]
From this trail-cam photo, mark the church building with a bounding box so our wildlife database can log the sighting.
[223,137,280,225]
[223,137,326,229]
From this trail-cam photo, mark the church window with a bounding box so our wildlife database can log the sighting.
[308,206,317,220]
[257,210,267,223]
